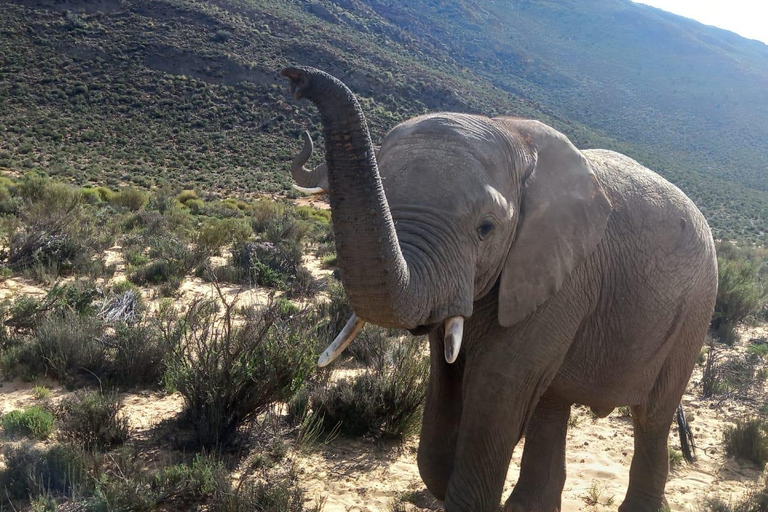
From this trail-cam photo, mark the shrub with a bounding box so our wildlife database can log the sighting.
[668,448,684,471]
[58,391,129,449]
[702,336,764,399]
[2,406,55,439]
[107,321,167,387]
[196,217,252,255]
[110,187,148,211]
[128,235,205,288]
[712,242,766,343]
[80,187,102,204]
[153,454,229,505]
[0,443,91,501]
[7,192,113,279]
[160,292,318,447]
[210,467,322,512]
[32,311,106,381]
[723,418,768,469]
[311,333,428,439]
[176,189,199,205]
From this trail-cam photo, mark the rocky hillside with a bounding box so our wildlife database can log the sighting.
[0,0,766,242]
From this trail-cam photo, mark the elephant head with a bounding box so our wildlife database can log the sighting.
[282,67,611,366]
[290,130,380,195]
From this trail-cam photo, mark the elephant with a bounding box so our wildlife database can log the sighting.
[281,66,718,512]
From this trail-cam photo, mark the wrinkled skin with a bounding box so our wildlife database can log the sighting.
[282,67,717,512]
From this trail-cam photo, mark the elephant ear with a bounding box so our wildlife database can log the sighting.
[497,120,612,327]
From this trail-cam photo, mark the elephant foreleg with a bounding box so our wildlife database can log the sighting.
[443,350,559,512]
[505,396,571,512]
[417,331,465,501]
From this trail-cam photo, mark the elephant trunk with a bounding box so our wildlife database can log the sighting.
[290,131,327,193]
[282,66,425,328]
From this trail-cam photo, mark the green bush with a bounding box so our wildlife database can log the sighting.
[311,333,428,439]
[161,293,318,447]
[0,443,91,501]
[82,451,321,512]
[58,391,129,449]
[2,406,55,439]
[723,418,768,469]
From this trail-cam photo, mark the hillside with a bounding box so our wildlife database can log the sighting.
[0,0,766,243]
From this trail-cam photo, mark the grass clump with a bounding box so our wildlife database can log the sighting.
[723,418,768,469]
[2,406,55,440]
[33,386,51,399]
[160,289,318,448]
[58,391,129,450]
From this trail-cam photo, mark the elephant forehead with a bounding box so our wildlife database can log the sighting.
[381,152,491,215]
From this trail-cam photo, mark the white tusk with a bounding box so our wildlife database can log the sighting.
[444,316,464,364]
[293,184,326,195]
[318,314,366,367]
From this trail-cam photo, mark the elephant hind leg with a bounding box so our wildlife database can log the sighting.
[619,405,672,512]
[620,319,706,512]
[505,396,571,512]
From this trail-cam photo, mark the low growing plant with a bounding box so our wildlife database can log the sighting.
[2,406,55,439]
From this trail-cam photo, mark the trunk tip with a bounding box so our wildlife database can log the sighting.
[281,67,307,99]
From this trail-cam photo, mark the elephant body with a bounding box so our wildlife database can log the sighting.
[418,147,716,512]
[282,67,717,512]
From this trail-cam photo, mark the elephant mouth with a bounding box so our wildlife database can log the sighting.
[408,323,440,336]
[318,315,465,367]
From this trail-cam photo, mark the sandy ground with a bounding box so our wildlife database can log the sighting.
[1,239,766,511]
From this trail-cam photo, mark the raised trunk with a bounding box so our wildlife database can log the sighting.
[282,66,425,328]
[290,131,328,190]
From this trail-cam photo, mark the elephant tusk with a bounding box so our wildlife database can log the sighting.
[293,184,326,195]
[444,316,464,364]
[318,314,366,367]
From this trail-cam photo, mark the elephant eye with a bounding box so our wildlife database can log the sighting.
[477,219,495,240]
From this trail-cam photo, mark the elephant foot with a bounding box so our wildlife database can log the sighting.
[618,495,668,512]
[504,490,561,512]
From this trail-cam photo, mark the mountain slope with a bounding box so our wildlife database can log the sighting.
[0,0,765,243]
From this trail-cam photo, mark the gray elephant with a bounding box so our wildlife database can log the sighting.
[282,67,717,512]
